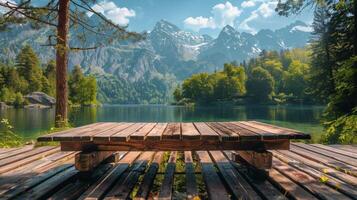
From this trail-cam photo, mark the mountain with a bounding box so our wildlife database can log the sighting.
[0,19,312,104]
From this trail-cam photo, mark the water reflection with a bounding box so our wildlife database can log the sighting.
[0,104,325,140]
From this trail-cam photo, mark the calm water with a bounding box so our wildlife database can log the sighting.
[0,104,325,142]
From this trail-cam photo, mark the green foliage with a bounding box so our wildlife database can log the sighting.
[322,108,357,144]
[0,87,15,104]
[43,60,56,96]
[277,0,357,144]
[283,60,310,100]
[182,73,214,104]
[69,66,98,106]
[173,86,183,102]
[179,63,246,105]
[246,67,275,103]
[16,45,43,93]
[13,92,25,108]
[0,118,23,147]
[0,45,99,108]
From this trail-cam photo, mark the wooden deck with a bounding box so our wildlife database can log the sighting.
[0,143,356,200]
[37,121,310,151]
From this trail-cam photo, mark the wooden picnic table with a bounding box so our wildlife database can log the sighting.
[38,121,310,171]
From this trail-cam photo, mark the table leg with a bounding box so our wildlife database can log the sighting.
[232,150,272,180]
[75,151,118,172]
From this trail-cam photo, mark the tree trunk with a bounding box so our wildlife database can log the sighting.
[354,0,357,56]
[55,0,70,127]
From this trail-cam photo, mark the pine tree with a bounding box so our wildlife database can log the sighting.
[309,6,335,102]
[15,45,43,93]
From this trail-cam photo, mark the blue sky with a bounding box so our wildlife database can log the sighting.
[92,0,314,37]
[11,0,313,37]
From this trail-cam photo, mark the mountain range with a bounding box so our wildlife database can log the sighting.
[0,19,312,103]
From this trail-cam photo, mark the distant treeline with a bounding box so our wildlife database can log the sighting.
[0,45,97,107]
[174,48,313,105]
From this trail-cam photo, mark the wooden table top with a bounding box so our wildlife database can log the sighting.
[38,121,310,142]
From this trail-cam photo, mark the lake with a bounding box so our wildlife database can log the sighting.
[0,104,325,142]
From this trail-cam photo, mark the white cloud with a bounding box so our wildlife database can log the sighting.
[184,1,241,31]
[241,1,256,8]
[88,1,135,26]
[183,16,215,31]
[239,1,277,34]
[257,2,275,18]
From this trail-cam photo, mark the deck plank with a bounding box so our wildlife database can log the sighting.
[14,166,78,199]
[104,152,155,200]
[78,151,141,200]
[273,158,350,200]
[49,163,113,200]
[269,169,318,200]
[311,144,357,159]
[227,157,288,200]
[273,150,357,199]
[0,146,60,174]
[293,143,357,163]
[291,144,357,175]
[196,151,230,200]
[274,150,357,187]
[181,123,200,140]
[158,151,177,200]
[185,151,199,199]
[293,143,357,167]
[0,145,34,160]
[209,150,262,200]
[329,145,357,154]
[134,152,164,200]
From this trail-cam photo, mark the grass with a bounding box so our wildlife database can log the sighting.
[0,118,70,148]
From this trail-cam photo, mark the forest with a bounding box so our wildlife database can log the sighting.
[0,45,97,107]
[174,48,312,105]
[174,1,357,144]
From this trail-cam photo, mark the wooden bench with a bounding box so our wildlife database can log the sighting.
[38,121,310,172]
[0,143,356,199]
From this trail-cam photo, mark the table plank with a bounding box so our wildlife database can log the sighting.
[194,122,220,140]
[231,122,277,140]
[222,122,260,141]
[38,123,103,142]
[93,123,133,142]
[205,122,239,141]
[130,123,157,141]
[181,123,200,140]
[248,121,310,139]
[146,123,168,141]
[162,123,181,140]
[110,123,146,142]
